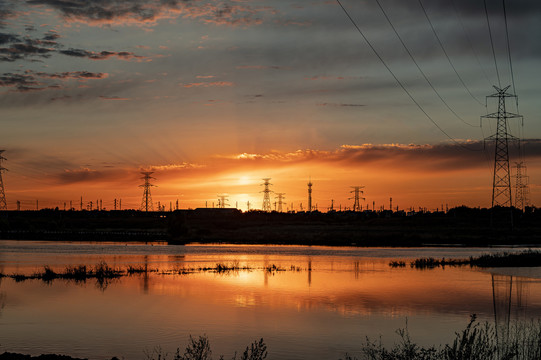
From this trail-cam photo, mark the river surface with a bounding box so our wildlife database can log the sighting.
[1,241,541,359]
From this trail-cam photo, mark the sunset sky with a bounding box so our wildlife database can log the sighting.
[1,0,540,211]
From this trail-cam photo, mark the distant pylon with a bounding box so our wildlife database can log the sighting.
[514,162,529,211]
[275,193,286,212]
[349,186,365,212]
[140,171,156,212]
[0,150,7,210]
[482,86,522,208]
[307,178,313,212]
[261,178,273,212]
[217,194,229,208]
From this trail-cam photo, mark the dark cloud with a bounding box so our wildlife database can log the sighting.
[0,42,54,62]
[26,0,274,27]
[59,48,144,61]
[225,140,541,172]
[0,31,144,62]
[56,168,124,184]
[0,70,108,92]
[317,102,365,107]
[0,32,21,44]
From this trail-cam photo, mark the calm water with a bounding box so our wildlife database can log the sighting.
[1,241,541,359]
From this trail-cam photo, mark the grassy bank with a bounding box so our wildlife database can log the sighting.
[0,261,288,289]
[3,317,540,360]
[392,250,541,269]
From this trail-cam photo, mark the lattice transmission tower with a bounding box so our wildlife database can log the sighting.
[217,194,229,208]
[261,178,273,212]
[275,193,285,212]
[140,171,156,212]
[514,162,529,211]
[349,186,365,212]
[0,150,7,210]
[481,86,522,208]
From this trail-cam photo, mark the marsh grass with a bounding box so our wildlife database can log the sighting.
[2,261,295,285]
[144,335,267,360]
[342,315,541,360]
[392,250,541,270]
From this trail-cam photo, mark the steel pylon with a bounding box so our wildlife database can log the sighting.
[482,86,522,208]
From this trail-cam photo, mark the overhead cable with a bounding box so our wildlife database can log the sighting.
[484,0,501,88]
[335,0,480,151]
[374,0,478,127]
[418,0,485,106]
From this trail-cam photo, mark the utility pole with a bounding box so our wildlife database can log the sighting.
[349,186,365,212]
[261,178,273,212]
[275,193,285,213]
[0,150,7,210]
[307,178,313,212]
[140,171,156,212]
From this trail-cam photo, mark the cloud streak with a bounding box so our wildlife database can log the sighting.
[26,0,277,27]
[0,70,108,92]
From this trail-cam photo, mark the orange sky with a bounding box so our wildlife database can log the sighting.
[1,0,539,211]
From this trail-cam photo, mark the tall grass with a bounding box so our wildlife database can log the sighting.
[342,315,541,360]
[395,250,541,269]
[144,335,267,360]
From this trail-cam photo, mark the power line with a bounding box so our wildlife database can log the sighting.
[451,0,492,87]
[484,0,501,88]
[502,0,518,110]
[335,0,479,151]
[373,0,478,127]
[417,0,485,106]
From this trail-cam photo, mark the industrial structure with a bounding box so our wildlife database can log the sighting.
[514,162,529,211]
[307,178,313,212]
[0,150,6,210]
[275,193,285,212]
[349,186,365,212]
[217,194,229,209]
[140,171,156,212]
[482,86,522,208]
[261,178,273,212]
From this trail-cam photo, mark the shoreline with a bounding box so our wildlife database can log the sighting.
[0,206,540,247]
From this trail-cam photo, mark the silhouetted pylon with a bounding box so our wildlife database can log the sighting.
[349,186,365,212]
[0,150,7,210]
[275,193,286,212]
[140,171,156,212]
[514,162,529,211]
[261,178,273,212]
[482,86,522,208]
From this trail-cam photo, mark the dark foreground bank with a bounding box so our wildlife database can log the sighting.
[3,317,541,360]
[1,206,540,246]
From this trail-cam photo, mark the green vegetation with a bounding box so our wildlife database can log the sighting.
[393,250,541,269]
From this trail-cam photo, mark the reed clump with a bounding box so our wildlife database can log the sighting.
[390,250,541,270]
[342,315,541,360]
[145,336,267,360]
